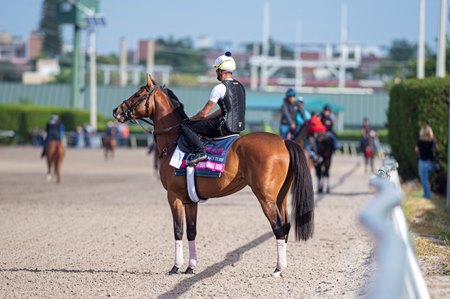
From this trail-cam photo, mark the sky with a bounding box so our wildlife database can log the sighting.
[0,0,447,54]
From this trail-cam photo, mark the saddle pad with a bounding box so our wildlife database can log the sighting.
[173,134,239,177]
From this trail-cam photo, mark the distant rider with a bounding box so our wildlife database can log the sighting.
[280,89,301,139]
[319,104,341,150]
[41,114,64,158]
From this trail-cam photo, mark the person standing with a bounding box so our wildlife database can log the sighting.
[360,117,378,173]
[415,125,438,199]
[280,89,301,139]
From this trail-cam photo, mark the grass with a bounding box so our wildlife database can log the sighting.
[402,187,450,276]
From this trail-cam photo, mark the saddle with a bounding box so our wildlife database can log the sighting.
[170,134,240,178]
[169,134,240,204]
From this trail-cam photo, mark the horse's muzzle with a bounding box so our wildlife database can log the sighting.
[112,107,126,123]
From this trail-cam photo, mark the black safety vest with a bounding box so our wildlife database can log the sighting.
[218,79,246,133]
[320,113,333,132]
[47,121,62,141]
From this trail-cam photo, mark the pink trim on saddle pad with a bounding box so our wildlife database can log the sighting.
[180,160,225,172]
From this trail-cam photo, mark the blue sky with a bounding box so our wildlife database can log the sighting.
[0,0,447,54]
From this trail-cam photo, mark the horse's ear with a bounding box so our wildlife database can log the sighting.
[146,73,154,88]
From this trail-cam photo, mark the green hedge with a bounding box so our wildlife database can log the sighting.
[0,104,107,143]
[337,129,388,143]
[388,77,449,194]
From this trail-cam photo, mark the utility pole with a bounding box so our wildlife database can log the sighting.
[119,38,128,86]
[260,0,270,90]
[89,28,97,129]
[294,20,303,91]
[436,0,447,77]
[71,24,81,108]
[146,39,155,75]
[417,0,426,79]
[338,3,348,90]
[250,43,259,91]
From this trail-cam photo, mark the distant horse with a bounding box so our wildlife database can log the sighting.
[46,139,64,184]
[103,136,117,160]
[292,124,314,169]
[113,74,314,276]
[314,133,334,193]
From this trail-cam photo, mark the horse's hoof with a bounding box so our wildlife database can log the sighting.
[271,268,283,278]
[183,267,195,274]
[318,188,323,194]
[326,188,330,194]
[168,266,179,275]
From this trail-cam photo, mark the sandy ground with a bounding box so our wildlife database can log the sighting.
[0,147,380,298]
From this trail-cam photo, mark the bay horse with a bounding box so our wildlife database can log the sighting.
[112,75,314,276]
[314,133,334,193]
[45,139,64,184]
[103,135,117,160]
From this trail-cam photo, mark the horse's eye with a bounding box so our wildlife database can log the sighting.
[134,93,140,97]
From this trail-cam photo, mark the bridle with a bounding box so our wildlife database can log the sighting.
[120,85,180,135]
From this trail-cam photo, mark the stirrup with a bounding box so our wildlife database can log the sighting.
[186,152,207,166]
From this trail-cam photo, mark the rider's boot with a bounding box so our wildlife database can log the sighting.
[187,149,207,166]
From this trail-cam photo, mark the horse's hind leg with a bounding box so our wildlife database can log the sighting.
[46,150,52,182]
[252,185,289,276]
[324,155,332,193]
[184,203,198,274]
[54,151,61,184]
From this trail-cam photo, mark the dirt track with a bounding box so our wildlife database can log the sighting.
[0,147,377,298]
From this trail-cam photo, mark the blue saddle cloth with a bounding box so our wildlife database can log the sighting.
[175,135,239,178]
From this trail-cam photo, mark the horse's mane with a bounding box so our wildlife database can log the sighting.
[161,87,188,120]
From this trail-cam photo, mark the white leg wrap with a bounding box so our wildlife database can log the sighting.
[174,240,183,268]
[188,240,197,269]
[276,239,287,271]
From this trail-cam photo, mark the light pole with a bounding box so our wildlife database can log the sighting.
[85,15,105,130]
[417,0,426,79]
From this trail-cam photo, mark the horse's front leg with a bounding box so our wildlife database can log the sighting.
[168,192,185,274]
[184,203,198,274]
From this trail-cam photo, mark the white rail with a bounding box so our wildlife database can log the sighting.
[359,157,430,299]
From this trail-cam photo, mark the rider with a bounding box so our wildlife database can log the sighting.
[295,97,318,161]
[308,112,327,163]
[180,52,246,165]
[280,89,301,139]
[41,114,65,158]
[319,104,342,150]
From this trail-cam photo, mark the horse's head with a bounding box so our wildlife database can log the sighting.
[113,74,157,123]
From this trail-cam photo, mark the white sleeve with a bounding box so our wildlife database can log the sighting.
[208,84,226,103]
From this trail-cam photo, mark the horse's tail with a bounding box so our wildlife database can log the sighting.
[284,139,314,241]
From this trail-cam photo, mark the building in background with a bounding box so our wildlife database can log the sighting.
[28,31,44,61]
[0,32,27,64]
[22,59,61,84]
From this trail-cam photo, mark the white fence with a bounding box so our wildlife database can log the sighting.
[359,157,430,299]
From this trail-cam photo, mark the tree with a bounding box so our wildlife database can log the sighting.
[155,36,207,74]
[0,61,22,81]
[39,0,62,57]
[389,39,416,62]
